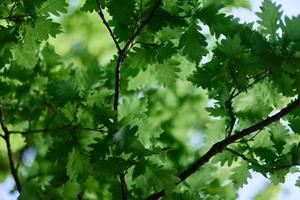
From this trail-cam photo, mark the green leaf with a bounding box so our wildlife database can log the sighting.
[66,147,91,181]
[153,59,181,87]
[61,181,81,199]
[38,0,68,16]
[179,23,208,63]
[217,34,243,58]
[147,164,180,191]
[282,16,300,41]
[230,163,251,188]
[34,17,61,40]
[76,63,106,96]
[81,0,105,12]
[14,45,38,69]
[47,79,79,106]
[212,151,237,167]
[256,0,282,40]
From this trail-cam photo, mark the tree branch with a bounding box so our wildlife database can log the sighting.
[122,0,163,52]
[9,125,105,136]
[0,102,22,193]
[146,98,300,200]
[119,172,128,200]
[94,0,163,196]
[113,53,125,111]
[225,99,236,137]
[110,0,163,112]
[95,0,121,53]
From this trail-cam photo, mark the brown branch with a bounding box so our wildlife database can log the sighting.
[113,53,125,111]
[95,0,121,53]
[94,0,163,196]
[119,173,128,200]
[146,98,300,200]
[225,99,236,137]
[113,0,163,111]
[9,125,105,135]
[122,0,163,52]
[0,102,22,193]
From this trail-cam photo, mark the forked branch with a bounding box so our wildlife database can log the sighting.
[95,0,163,198]
[0,102,22,193]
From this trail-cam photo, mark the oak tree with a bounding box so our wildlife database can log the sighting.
[1,0,300,199]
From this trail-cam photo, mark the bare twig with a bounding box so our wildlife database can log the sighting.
[139,0,144,20]
[0,102,22,193]
[146,98,300,200]
[95,0,163,111]
[0,14,30,20]
[94,0,163,196]
[45,108,58,131]
[113,53,126,111]
[226,147,298,172]
[231,71,270,99]
[225,99,236,137]
[113,0,163,111]
[119,173,128,200]
[225,147,264,168]
[95,0,121,52]
[122,0,163,53]
[9,125,105,135]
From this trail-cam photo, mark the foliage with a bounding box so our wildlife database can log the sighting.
[1,0,300,199]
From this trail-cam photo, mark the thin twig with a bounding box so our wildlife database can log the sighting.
[95,0,121,52]
[119,173,128,200]
[226,147,265,168]
[146,98,300,200]
[113,53,125,111]
[225,99,236,137]
[122,0,163,53]
[0,102,22,193]
[9,125,105,135]
[0,14,30,20]
[94,1,163,197]
[231,71,270,99]
[45,108,58,131]
[226,147,298,172]
[139,0,144,20]
[113,0,163,111]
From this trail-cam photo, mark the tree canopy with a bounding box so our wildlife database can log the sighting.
[1,0,300,199]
